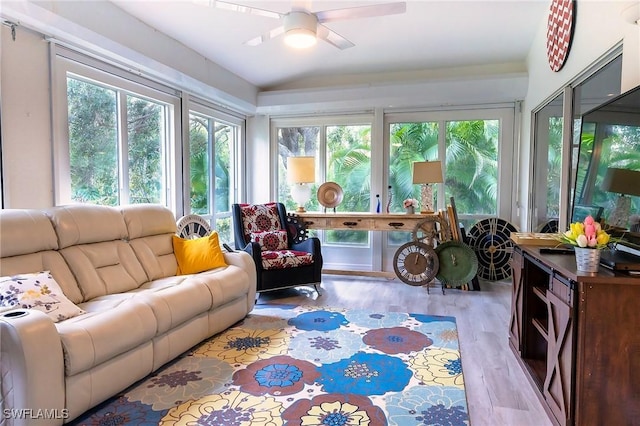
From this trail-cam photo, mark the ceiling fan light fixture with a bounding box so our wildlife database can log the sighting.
[284,28,317,48]
[283,11,318,49]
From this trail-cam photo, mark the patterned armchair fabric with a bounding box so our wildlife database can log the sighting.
[232,202,322,293]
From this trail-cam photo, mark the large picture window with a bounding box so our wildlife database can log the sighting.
[188,104,243,243]
[55,53,179,208]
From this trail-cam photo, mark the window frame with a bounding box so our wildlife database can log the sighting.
[53,51,181,210]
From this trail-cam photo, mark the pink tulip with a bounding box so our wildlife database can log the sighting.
[584,215,595,226]
[587,236,598,247]
[585,224,596,238]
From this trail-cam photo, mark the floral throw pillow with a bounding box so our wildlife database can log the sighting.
[0,271,86,323]
[251,230,289,251]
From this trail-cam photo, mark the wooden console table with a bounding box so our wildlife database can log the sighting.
[295,211,439,278]
[297,211,438,232]
[510,245,640,425]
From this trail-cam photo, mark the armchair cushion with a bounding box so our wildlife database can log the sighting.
[172,232,227,275]
[261,250,314,270]
[251,230,288,251]
[238,203,282,242]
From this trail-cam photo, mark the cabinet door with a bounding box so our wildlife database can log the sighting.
[544,288,573,426]
[508,248,524,353]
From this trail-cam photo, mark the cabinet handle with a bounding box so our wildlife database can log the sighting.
[343,221,358,227]
[388,222,405,228]
[305,221,315,226]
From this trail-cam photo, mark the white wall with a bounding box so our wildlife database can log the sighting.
[518,0,640,231]
[1,25,54,208]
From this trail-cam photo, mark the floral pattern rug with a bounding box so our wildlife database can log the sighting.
[71,304,469,425]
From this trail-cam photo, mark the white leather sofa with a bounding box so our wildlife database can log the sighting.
[0,204,256,425]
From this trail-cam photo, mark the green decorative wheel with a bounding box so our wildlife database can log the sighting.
[434,241,479,288]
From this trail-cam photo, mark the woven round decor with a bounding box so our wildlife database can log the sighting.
[466,217,518,281]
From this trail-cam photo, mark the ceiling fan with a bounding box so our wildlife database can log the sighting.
[201,0,407,49]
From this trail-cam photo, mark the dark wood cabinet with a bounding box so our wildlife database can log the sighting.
[510,245,640,426]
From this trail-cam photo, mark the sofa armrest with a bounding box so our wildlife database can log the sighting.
[1,310,66,426]
[222,250,257,307]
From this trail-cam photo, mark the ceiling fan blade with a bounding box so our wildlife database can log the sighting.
[317,25,355,50]
[315,1,406,23]
[244,26,285,46]
[199,0,283,19]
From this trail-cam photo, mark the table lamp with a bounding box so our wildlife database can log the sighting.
[412,161,443,214]
[287,156,315,212]
[602,167,640,228]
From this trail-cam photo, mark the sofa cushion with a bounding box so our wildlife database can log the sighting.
[0,271,85,322]
[0,209,58,257]
[120,204,177,240]
[56,298,157,376]
[0,209,84,303]
[59,241,149,301]
[172,232,227,275]
[121,204,179,280]
[46,204,128,249]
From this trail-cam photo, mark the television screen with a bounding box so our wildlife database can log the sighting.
[573,85,640,248]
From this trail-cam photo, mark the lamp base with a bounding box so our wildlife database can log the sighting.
[420,183,435,214]
[295,206,307,213]
[291,183,312,214]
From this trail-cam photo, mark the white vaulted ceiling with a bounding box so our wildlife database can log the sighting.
[110,0,550,91]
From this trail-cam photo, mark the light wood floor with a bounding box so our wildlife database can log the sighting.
[257,274,553,426]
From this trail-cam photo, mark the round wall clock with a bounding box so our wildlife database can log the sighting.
[546,0,575,72]
[393,241,439,287]
[176,214,212,239]
[466,218,518,282]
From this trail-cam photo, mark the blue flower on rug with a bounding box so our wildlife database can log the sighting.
[317,351,411,395]
[288,309,349,331]
[414,321,460,350]
[345,309,410,329]
[232,355,320,396]
[289,329,365,363]
[385,386,469,426]
[69,396,166,425]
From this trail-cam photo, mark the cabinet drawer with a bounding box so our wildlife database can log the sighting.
[373,219,414,231]
[302,217,328,229]
[326,217,374,230]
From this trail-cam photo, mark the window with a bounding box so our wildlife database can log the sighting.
[386,109,514,231]
[188,103,243,243]
[54,53,179,208]
[530,53,622,231]
[274,116,373,271]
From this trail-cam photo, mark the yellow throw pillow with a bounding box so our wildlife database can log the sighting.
[172,232,228,275]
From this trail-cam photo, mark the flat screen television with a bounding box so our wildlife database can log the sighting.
[573,84,640,250]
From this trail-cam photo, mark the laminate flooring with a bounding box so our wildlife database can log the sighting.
[257,274,553,426]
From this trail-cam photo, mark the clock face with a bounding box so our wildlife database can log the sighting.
[467,218,518,281]
[176,214,212,239]
[393,241,439,286]
[546,0,575,72]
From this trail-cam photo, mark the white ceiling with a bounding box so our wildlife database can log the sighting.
[111,0,550,91]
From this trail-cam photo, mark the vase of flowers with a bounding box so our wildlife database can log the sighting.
[557,215,612,273]
[403,198,417,214]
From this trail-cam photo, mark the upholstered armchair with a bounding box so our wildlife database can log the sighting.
[232,202,322,294]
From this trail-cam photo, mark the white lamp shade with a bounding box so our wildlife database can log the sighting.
[412,161,444,184]
[287,156,315,183]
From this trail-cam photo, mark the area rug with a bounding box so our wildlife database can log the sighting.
[71,304,469,425]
